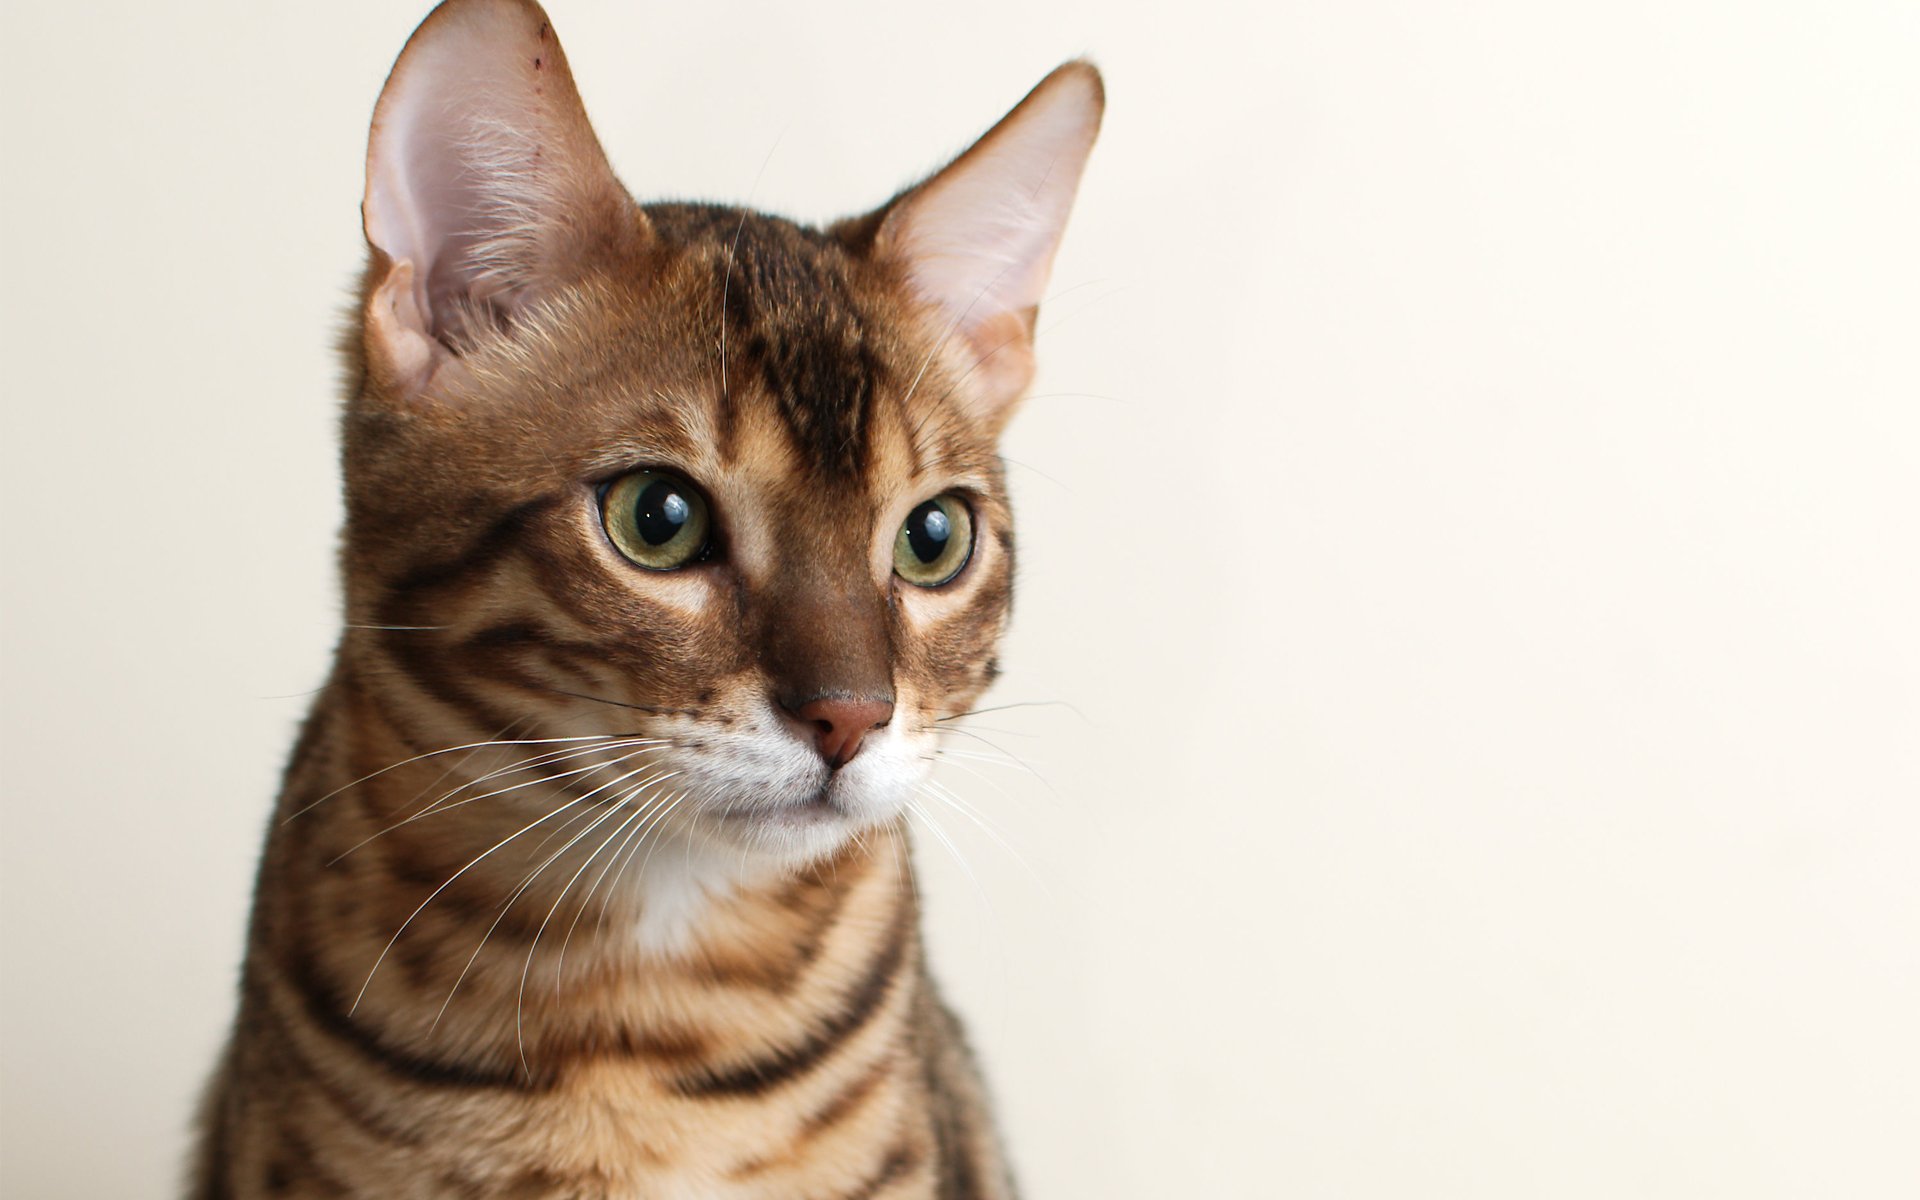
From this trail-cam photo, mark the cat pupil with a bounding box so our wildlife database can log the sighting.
[907,502,951,563]
[636,481,689,545]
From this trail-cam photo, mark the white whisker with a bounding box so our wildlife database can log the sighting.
[425,766,671,1035]
[922,777,1053,901]
[328,742,666,865]
[513,783,672,1077]
[350,761,660,1017]
[282,732,635,823]
[593,788,686,937]
[550,774,684,989]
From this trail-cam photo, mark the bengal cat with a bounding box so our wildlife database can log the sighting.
[188,0,1100,1196]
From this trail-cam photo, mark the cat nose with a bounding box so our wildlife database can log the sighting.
[787,695,894,768]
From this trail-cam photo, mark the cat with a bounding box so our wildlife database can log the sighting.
[189,0,1100,1196]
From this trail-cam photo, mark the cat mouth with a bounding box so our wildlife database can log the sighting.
[712,787,844,826]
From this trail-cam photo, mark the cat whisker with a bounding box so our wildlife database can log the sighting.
[380,733,664,822]
[930,725,1057,797]
[376,717,534,833]
[552,811,654,982]
[326,758,611,867]
[931,722,1041,739]
[1035,276,1111,307]
[520,753,673,857]
[257,685,331,701]
[907,793,1016,1004]
[424,767,670,1036]
[926,750,1018,803]
[429,789,634,1041]
[930,747,1030,771]
[683,791,701,875]
[328,742,668,866]
[549,773,685,992]
[413,736,669,815]
[1035,282,1129,339]
[618,788,694,928]
[589,799,656,937]
[343,623,454,631]
[990,453,1074,493]
[525,782,642,858]
[524,682,689,716]
[904,795,992,923]
[718,207,748,400]
[594,787,689,937]
[427,747,672,850]
[716,131,783,402]
[282,730,639,823]
[515,778,682,1076]
[352,760,661,1017]
[592,786,672,935]
[934,699,1085,724]
[921,777,1053,902]
[559,795,658,957]
[931,747,1064,812]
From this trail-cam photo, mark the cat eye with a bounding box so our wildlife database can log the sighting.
[893,495,974,587]
[600,470,712,571]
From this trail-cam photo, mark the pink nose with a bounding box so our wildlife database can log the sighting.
[791,696,894,768]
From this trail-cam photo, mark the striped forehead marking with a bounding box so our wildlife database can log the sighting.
[648,204,885,481]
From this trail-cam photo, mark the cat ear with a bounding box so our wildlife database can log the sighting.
[361,0,643,396]
[869,62,1103,430]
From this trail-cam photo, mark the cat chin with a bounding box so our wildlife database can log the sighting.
[622,794,897,958]
[694,785,904,868]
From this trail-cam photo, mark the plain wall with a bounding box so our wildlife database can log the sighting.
[3,1,1916,1195]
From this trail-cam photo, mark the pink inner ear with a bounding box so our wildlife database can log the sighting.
[888,67,1102,326]
[367,96,513,345]
[365,27,552,346]
[360,0,633,364]
[880,63,1103,422]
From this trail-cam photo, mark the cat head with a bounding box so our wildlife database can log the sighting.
[341,0,1100,872]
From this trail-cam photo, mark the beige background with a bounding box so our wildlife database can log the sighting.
[4,1,1918,1195]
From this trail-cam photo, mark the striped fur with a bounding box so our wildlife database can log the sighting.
[191,3,1099,1196]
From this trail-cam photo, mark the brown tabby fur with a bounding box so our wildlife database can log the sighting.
[190,2,1099,1197]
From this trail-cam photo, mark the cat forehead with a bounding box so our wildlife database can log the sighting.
[452,204,996,490]
[652,205,899,480]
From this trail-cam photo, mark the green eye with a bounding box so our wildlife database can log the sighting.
[893,495,973,587]
[601,470,711,570]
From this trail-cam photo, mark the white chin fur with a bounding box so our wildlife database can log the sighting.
[619,717,926,957]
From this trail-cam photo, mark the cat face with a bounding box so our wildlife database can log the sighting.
[342,0,1099,871]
